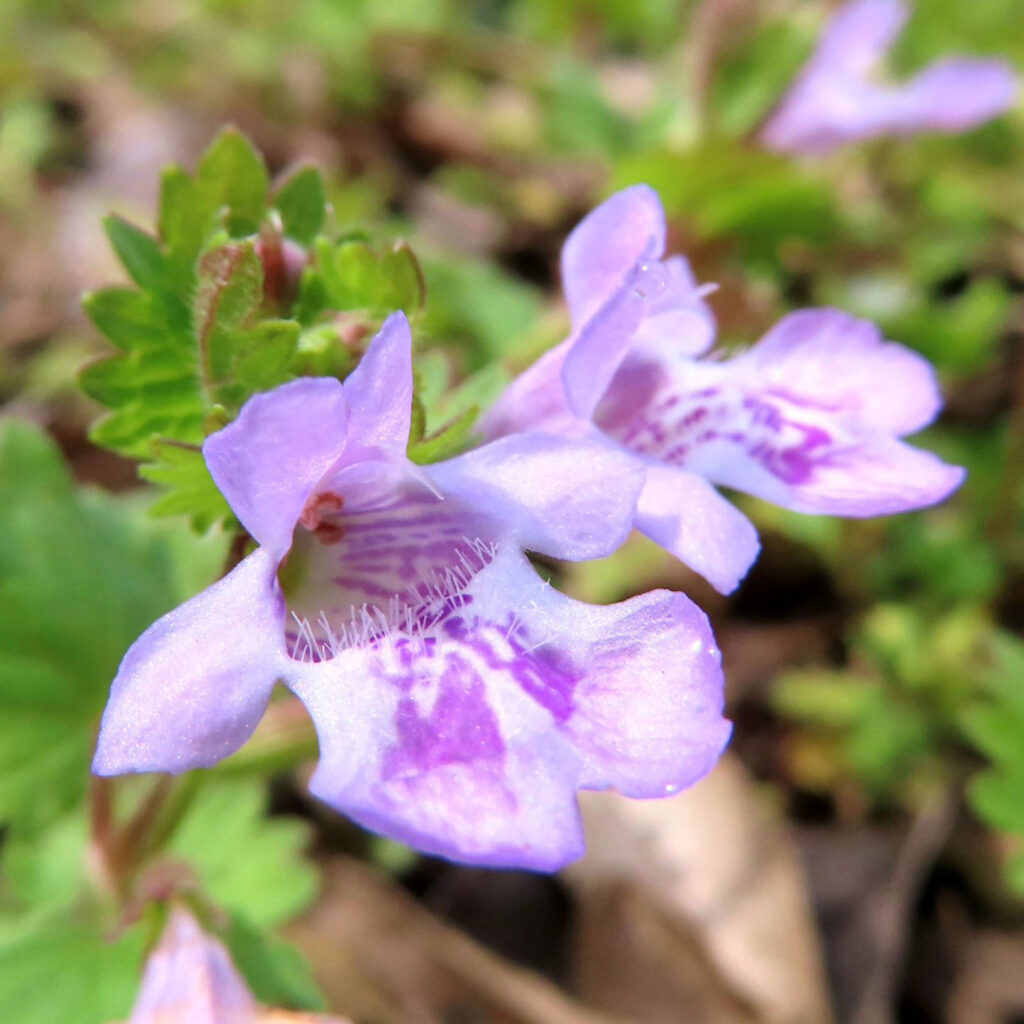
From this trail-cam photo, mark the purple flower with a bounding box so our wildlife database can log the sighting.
[127,907,351,1023]
[482,186,965,594]
[127,907,259,1023]
[93,312,730,871]
[760,0,1017,155]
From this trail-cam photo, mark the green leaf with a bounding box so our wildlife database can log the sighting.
[80,282,204,459]
[408,405,479,464]
[274,166,326,245]
[194,242,264,375]
[194,128,270,238]
[773,671,878,729]
[220,913,325,1011]
[168,778,318,928]
[421,255,543,366]
[309,239,426,318]
[192,243,300,412]
[613,143,837,258]
[0,913,145,1024]
[139,443,234,533]
[0,421,202,834]
[232,320,300,392]
[82,288,170,353]
[158,163,206,270]
[103,215,167,292]
[969,769,1024,834]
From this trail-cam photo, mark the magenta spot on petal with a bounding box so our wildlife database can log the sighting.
[598,372,840,486]
[385,659,505,779]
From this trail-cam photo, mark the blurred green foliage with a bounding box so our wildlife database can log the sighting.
[1,0,1023,1015]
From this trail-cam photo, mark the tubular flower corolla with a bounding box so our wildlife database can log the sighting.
[93,312,730,870]
[760,0,1017,155]
[482,186,966,594]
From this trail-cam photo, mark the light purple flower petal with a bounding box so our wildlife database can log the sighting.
[286,547,728,870]
[761,0,1017,155]
[92,548,285,775]
[562,232,716,420]
[430,431,645,561]
[562,263,648,421]
[633,463,761,594]
[748,309,944,435]
[478,340,576,440]
[484,192,714,440]
[204,314,416,560]
[128,907,258,1024]
[740,436,967,517]
[631,255,717,357]
[340,311,415,454]
[896,58,1018,134]
[487,555,730,799]
[561,184,665,326]
[598,308,965,517]
[203,377,350,560]
[814,0,907,75]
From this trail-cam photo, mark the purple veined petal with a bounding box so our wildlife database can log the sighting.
[429,430,646,562]
[561,185,666,326]
[478,339,576,441]
[468,549,731,800]
[285,546,729,870]
[284,551,588,870]
[93,548,286,775]
[745,436,967,517]
[814,0,907,76]
[128,907,258,1024]
[633,462,761,594]
[669,381,966,517]
[567,590,730,798]
[747,309,944,436]
[896,58,1018,134]
[593,308,965,519]
[341,310,416,456]
[278,430,643,667]
[203,378,350,560]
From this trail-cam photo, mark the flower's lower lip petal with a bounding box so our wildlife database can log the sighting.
[286,641,587,872]
[473,553,731,800]
[92,548,285,775]
[601,308,965,518]
[287,548,730,871]
[634,463,760,594]
[568,588,732,797]
[761,439,967,517]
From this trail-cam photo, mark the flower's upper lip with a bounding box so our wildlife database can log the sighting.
[202,311,416,562]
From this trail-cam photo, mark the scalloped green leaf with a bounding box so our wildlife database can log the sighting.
[0,422,196,834]
[274,165,327,245]
[103,214,167,292]
[168,778,318,928]
[139,443,234,533]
